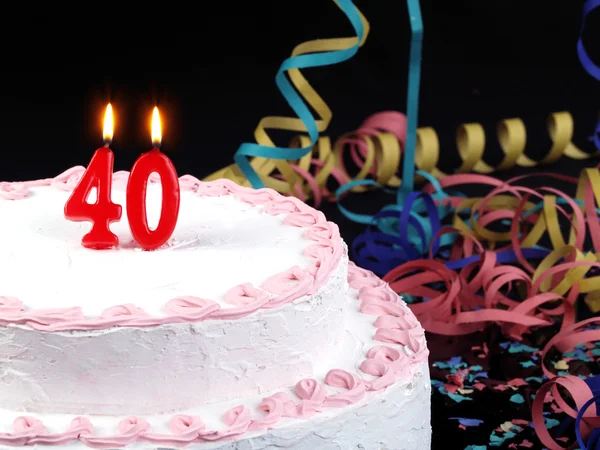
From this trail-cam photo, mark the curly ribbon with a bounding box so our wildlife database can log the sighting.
[578,0,600,82]
[206,109,597,207]
[532,317,600,448]
[204,0,370,193]
[578,0,600,151]
[399,0,423,196]
[533,375,600,450]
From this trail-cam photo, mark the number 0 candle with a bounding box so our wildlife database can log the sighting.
[126,107,181,250]
[64,104,123,249]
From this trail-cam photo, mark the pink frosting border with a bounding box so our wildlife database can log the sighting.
[0,167,344,331]
[0,262,429,448]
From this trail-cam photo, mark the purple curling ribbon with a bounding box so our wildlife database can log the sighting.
[575,376,600,449]
[577,0,600,151]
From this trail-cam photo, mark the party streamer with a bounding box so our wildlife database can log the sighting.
[204,0,370,193]
[209,109,596,208]
[350,167,600,323]
[578,0,600,152]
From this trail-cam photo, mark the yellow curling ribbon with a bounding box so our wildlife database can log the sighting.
[206,109,598,204]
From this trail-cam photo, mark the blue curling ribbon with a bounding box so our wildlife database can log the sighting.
[232,0,365,189]
[577,0,600,151]
[578,0,600,82]
[575,376,600,450]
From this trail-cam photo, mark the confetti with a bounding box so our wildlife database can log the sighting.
[449,418,484,427]
[553,360,569,370]
[490,431,516,447]
[508,343,539,354]
[510,394,525,404]
[520,361,536,368]
[525,376,543,384]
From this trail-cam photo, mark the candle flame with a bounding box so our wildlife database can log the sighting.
[103,104,113,144]
[151,107,161,147]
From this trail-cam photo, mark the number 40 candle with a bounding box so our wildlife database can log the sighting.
[64,104,181,251]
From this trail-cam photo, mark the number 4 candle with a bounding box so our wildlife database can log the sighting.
[64,104,122,249]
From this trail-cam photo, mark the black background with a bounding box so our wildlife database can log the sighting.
[1,1,599,449]
[0,1,598,181]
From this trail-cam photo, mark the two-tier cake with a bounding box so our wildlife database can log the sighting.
[0,167,431,449]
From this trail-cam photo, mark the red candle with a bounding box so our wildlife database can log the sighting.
[64,104,123,249]
[126,107,180,250]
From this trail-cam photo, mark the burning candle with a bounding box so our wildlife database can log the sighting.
[64,104,123,249]
[126,107,181,250]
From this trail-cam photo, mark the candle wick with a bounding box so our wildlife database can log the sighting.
[104,141,111,148]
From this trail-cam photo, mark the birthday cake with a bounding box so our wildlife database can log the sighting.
[0,168,431,449]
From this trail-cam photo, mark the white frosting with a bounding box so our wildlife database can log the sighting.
[0,260,347,415]
[0,285,432,449]
[0,185,349,415]
[0,186,312,314]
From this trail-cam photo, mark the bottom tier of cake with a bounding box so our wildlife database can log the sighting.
[0,263,431,450]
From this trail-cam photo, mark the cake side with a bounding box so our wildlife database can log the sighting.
[0,169,348,415]
[0,262,431,449]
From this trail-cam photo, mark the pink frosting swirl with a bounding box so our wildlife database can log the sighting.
[234,187,277,205]
[295,378,327,418]
[366,345,421,373]
[100,304,147,319]
[283,210,325,227]
[0,182,29,200]
[26,307,85,327]
[210,405,251,439]
[28,417,94,446]
[213,283,269,319]
[303,241,335,259]
[360,299,405,317]
[261,266,309,296]
[118,417,150,435]
[68,417,93,436]
[358,286,402,304]
[165,297,220,321]
[178,175,202,192]
[196,182,230,197]
[347,262,387,289]
[223,283,267,307]
[0,296,24,315]
[373,327,425,355]
[262,197,303,215]
[359,360,396,391]
[303,222,340,242]
[374,313,420,331]
[51,166,85,191]
[13,417,45,435]
[169,415,205,435]
[270,392,298,418]
[323,369,366,407]
[248,395,285,431]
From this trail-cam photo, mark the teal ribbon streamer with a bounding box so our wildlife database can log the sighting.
[399,0,424,199]
[233,0,365,189]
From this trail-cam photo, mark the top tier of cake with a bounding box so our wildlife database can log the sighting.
[0,169,348,415]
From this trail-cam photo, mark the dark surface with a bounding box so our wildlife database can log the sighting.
[0,1,599,448]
